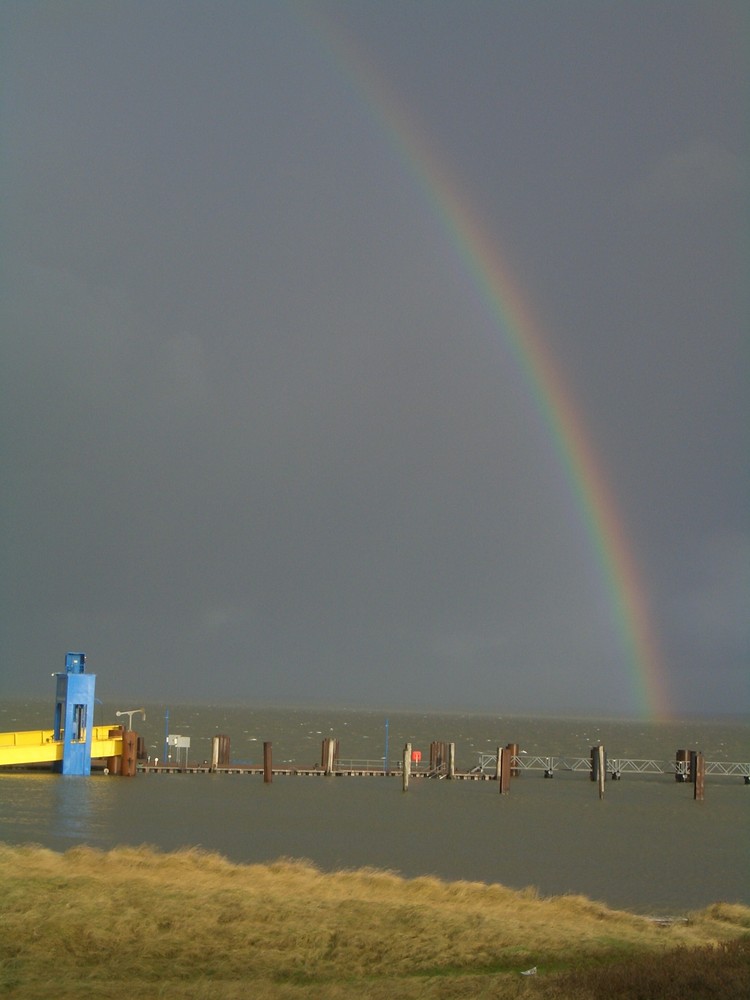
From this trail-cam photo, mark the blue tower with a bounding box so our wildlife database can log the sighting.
[53,652,96,775]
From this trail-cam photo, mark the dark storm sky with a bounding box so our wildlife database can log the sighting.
[1,1,746,716]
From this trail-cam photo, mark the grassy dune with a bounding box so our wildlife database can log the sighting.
[1,843,748,999]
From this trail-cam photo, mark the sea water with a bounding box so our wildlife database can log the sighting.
[1,702,748,916]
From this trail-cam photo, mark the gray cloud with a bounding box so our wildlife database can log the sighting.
[1,1,746,717]
[635,139,746,207]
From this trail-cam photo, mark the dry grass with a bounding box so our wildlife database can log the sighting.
[1,842,748,999]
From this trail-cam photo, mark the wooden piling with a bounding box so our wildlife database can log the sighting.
[402,743,411,792]
[107,726,123,775]
[693,751,705,801]
[590,744,607,785]
[263,741,272,783]
[506,742,519,777]
[498,746,511,794]
[211,734,230,771]
[494,746,502,781]
[322,737,337,775]
[448,742,456,779]
[597,744,605,799]
[430,740,447,773]
[121,729,138,777]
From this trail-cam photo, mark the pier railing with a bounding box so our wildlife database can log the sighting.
[473,753,750,780]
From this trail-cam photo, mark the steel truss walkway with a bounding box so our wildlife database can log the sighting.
[0,726,123,768]
[472,753,750,781]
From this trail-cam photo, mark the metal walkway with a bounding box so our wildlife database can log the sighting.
[0,726,123,768]
[472,753,750,781]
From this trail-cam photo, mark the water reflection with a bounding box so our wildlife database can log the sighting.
[52,774,114,844]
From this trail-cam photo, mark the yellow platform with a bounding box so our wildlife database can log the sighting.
[0,725,123,767]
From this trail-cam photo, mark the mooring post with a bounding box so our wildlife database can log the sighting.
[122,729,138,777]
[402,742,411,792]
[688,750,698,784]
[494,746,502,781]
[597,744,605,799]
[506,742,519,777]
[210,734,230,771]
[108,727,123,775]
[591,744,607,788]
[448,742,456,778]
[263,741,272,783]
[321,737,336,775]
[693,751,705,801]
[498,746,511,794]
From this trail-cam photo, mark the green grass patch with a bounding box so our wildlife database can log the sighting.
[1,842,747,999]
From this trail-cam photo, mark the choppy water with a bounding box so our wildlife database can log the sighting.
[1,702,748,916]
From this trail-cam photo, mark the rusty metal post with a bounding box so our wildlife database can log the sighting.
[107,726,123,774]
[502,745,511,792]
[322,737,336,775]
[263,741,272,783]
[430,741,450,774]
[498,746,511,794]
[591,745,607,787]
[402,743,411,792]
[121,729,137,776]
[506,742,519,777]
[210,734,230,771]
[693,751,705,801]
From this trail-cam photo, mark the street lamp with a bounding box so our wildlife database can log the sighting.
[115,708,146,730]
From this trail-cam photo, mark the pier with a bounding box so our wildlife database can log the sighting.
[133,746,750,785]
[471,751,750,782]
[2,654,747,793]
[3,729,749,786]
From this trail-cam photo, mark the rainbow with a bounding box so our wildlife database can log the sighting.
[307,14,670,720]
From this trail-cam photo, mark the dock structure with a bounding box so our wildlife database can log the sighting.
[0,725,124,769]
[0,651,132,775]
[5,740,749,784]
[2,659,748,789]
[471,752,750,783]
[135,741,750,787]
